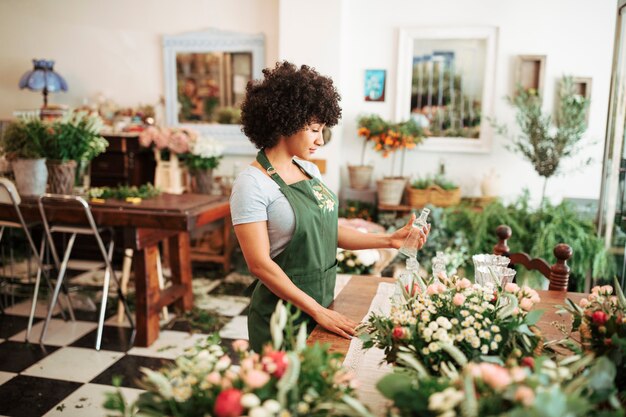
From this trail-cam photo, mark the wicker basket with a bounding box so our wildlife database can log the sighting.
[406,187,430,207]
[429,185,461,207]
[376,178,406,206]
[406,184,461,207]
[348,165,373,189]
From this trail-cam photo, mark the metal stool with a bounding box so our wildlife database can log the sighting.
[38,194,135,350]
[0,178,74,339]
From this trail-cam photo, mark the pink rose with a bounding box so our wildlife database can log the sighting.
[426,283,446,295]
[214,388,243,417]
[591,286,601,295]
[514,386,535,406]
[519,298,534,311]
[232,340,249,353]
[510,366,528,383]
[456,278,471,290]
[579,298,589,308]
[392,326,408,340]
[504,282,520,293]
[453,293,466,306]
[205,371,221,385]
[478,363,511,391]
[242,369,270,389]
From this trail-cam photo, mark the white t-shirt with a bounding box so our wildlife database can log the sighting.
[229,159,322,259]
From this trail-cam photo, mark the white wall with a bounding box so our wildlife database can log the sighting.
[334,0,616,203]
[0,0,616,202]
[0,0,280,176]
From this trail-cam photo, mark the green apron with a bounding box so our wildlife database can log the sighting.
[247,149,338,352]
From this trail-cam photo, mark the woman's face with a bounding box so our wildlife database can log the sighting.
[285,122,325,160]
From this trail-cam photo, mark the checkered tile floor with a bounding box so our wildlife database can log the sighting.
[0,256,354,417]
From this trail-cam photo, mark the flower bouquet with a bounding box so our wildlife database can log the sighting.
[105,302,373,417]
[336,248,380,275]
[139,126,198,194]
[559,278,626,395]
[183,135,224,194]
[360,275,543,374]
[377,352,623,417]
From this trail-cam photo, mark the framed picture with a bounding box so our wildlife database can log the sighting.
[514,55,547,97]
[364,69,386,102]
[163,29,265,155]
[396,26,498,153]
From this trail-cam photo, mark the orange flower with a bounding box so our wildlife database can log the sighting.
[357,127,370,138]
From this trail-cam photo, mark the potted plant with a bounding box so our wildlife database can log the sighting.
[0,117,49,195]
[42,111,108,195]
[349,115,381,190]
[493,76,590,202]
[358,115,424,205]
[183,135,224,194]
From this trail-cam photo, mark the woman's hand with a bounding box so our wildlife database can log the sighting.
[313,308,358,339]
[389,213,431,250]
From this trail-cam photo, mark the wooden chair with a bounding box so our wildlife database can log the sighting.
[493,225,573,291]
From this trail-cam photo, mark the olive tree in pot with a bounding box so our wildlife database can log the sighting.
[42,111,108,195]
[0,117,48,196]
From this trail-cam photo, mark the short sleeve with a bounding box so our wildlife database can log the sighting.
[297,159,323,181]
[230,172,269,225]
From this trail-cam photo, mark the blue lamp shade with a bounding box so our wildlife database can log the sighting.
[19,59,68,107]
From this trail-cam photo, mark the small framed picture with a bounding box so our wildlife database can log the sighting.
[364,69,386,102]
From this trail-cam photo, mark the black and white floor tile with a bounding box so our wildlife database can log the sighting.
[0,255,355,417]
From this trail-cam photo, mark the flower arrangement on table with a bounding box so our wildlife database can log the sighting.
[377,352,622,417]
[360,275,543,374]
[138,125,197,158]
[104,302,372,417]
[336,248,380,275]
[559,279,626,395]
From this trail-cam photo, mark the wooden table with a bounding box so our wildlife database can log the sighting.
[0,193,230,346]
[307,275,586,414]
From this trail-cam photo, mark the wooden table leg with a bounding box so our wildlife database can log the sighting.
[168,231,193,311]
[134,244,161,347]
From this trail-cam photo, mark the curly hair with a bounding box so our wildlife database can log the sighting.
[240,61,342,149]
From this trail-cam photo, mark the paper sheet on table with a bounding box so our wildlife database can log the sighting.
[343,282,396,413]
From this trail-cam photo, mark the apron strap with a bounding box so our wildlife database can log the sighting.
[256,149,289,188]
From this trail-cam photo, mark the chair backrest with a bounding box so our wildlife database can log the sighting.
[0,177,21,206]
[493,224,573,291]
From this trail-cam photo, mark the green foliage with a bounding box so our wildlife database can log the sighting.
[0,117,47,159]
[338,200,376,222]
[494,76,590,179]
[215,106,242,124]
[42,111,108,162]
[87,183,161,200]
[182,153,222,172]
[381,191,614,291]
[410,174,458,190]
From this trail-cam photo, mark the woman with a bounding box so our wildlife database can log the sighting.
[231,62,430,352]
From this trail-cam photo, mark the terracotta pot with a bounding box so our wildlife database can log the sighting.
[348,165,373,189]
[11,158,47,196]
[46,160,76,195]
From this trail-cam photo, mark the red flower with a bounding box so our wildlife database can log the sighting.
[262,350,289,378]
[404,284,419,297]
[604,338,613,346]
[491,291,498,303]
[520,357,535,370]
[392,326,406,340]
[214,388,243,417]
[592,311,608,325]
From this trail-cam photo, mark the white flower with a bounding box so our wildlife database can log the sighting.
[262,399,282,413]
[296,402,310,413]
[355,249,380,267]
[249,406,271,417]
[172,385,192,402]
[346,259,355,268]
[241,393,261,408]
[337,252,345,262]
[191,135,224,158]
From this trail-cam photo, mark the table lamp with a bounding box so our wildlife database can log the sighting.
[18,59,68,108]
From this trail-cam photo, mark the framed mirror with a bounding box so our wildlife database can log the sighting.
[163,29,265,155]
[395,26,498,153]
